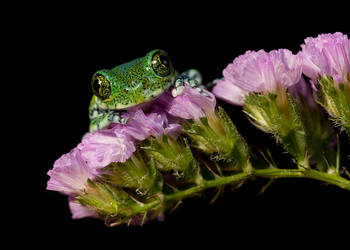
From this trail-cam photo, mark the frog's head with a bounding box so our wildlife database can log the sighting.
[90,49,176,109]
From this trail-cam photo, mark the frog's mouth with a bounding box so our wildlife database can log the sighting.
[149,88,167,99]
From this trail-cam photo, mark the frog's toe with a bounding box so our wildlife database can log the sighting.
[172,85,185,97]
[174,78,185,87]
[107,111,130,125]
[182,69,202,85]
[119,117,129,124]
[111,115,127,124]
[188,79,199,87]
[172,69,210,97]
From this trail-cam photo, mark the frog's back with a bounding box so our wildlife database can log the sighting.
[110,57,145,90]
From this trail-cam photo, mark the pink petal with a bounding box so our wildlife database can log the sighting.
[212,79,247,106]
[68,198,98,219]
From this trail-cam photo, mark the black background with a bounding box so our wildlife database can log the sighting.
[17,4,350,248]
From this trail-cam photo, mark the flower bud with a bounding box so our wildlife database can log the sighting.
[183,107,249,169]
[142,135,198,182]
[101,151,163,195]
[244,88,307,165]
[75,179,137,220]
[291,78,337,172]
[315,75,350,134]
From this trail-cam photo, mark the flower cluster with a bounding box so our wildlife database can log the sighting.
[212,33,350,170]
[213,32,349,103]
[212,48,308,163]
[47,81,248,221]
[47,33,350,226]
[47,101,185,218]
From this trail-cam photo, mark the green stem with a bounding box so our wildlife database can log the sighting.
[134,168,350,214]
[302,168,350,190]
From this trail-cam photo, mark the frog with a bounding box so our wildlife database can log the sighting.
[89,49,204,132]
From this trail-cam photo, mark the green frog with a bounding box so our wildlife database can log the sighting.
[89,49,203,132]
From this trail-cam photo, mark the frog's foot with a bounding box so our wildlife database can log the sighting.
[171,69,208,97]
[89,110,129,132]
[107,110,129,124]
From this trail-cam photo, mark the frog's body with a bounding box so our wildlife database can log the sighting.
[89,49,202,132]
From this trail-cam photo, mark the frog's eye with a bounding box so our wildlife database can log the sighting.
[91,75,111,100]
[151,51,173,77]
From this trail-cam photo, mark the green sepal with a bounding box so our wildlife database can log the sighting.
[215,106,249,167]
[101,151,163,196]
[315,75,350,134]
[244,91,307,164]
[182,120,218,153]
[244,92,275,133]
[280,93,307,163]
[295,90,337,172]
[142,135,197,181]
[182,107,249,169]
[75,179,137,218]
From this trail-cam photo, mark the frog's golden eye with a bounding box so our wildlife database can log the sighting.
[91,75,111,100]
[151,51,173,77]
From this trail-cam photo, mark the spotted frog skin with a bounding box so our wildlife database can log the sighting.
[89,49,202,132]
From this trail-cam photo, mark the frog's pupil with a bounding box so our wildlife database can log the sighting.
[92,75,111,100]
[93,79,101,94]
[152,52,171,77]
[160,55,168,65]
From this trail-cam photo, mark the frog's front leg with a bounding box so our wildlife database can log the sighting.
[89,109,129,132]
[171,69,208,97]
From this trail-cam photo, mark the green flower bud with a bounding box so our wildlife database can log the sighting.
[182,107,249,170]
[101,151,163,196]
[315,76,350,134]
[244,88,307,165]
[75,179,137,219]
[142,135,198,181]
[295,90,337,173]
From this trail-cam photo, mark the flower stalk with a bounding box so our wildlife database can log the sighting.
[72,164,350,225]
[127,167,350,216]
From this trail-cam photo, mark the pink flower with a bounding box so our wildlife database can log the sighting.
[167,86,216,121]
[226,49,302,92]
[78,130,136,171]
[75,108,183,172]
[47,148,93,195]
[48,106,183,198]
[68,198,98,219]
[212,49,303,105]
[301,32,350,84]
[111,109,183,141]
